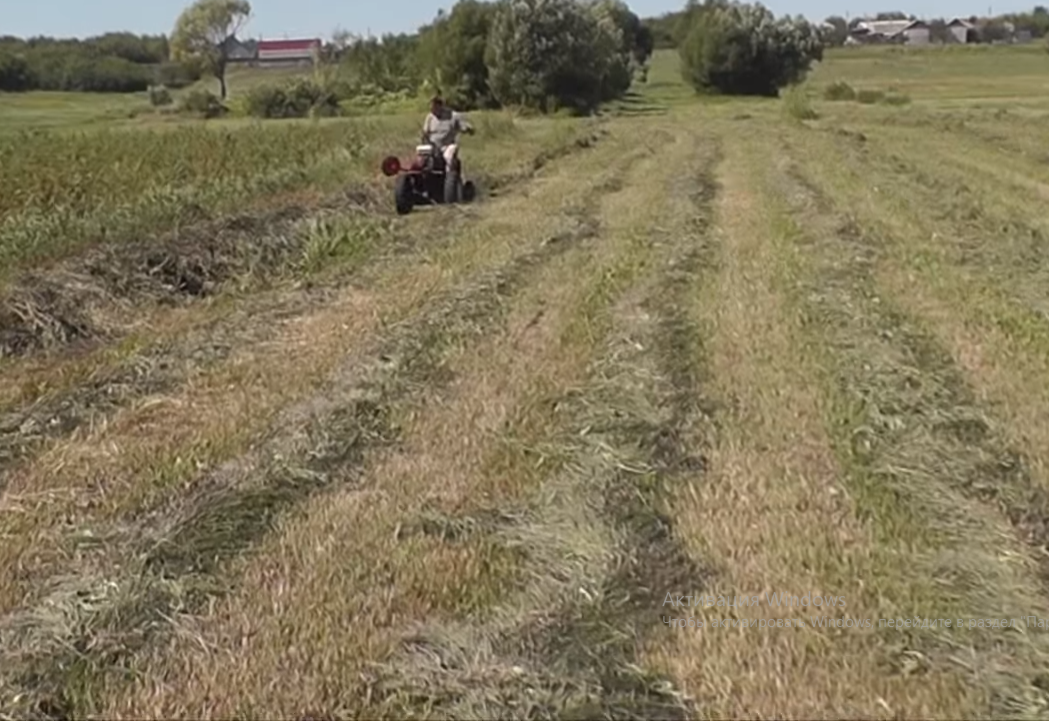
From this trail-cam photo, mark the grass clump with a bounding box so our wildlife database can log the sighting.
[856,88,886,104]
[823,80,856,101]
[783,86,818,120]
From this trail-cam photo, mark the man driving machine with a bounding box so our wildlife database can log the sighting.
[421,95,474,170]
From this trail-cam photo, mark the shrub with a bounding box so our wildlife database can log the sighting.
[823,80,856,101]
[148,85,174,107]
[485,0,629,114]
[243,78,341,119]
[678,0,823,97]
[179,88,227,118]
[155,60,203,89]
[782,85,817,120]
[415,0,500,110]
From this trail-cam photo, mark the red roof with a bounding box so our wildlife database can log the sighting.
[258,39,320,51]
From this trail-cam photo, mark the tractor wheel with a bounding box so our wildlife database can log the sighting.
[394,174,414,215]
[462,180,477,203]
[444,171,463,204]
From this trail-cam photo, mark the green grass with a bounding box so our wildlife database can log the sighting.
[809,42,1049,103]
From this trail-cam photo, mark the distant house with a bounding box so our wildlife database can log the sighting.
[222,36,257,63]
[946,18,975,43]
[257,38,321,67]
[850,19,931,44]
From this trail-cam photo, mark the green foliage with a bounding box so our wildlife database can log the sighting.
[155,60,204,89]
[170,0,252,99]
[782,85,817,119]
[338,33,422,95]
[678,0,823,97]
[148,85,174,107]
[179,88,227,117]
[243,78,341,119]
[485,0,635,114]
[0,33,199,93]
[415,0,500,110]
[642,10,690,49]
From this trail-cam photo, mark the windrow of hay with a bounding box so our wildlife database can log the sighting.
[354,138,720,720]
[770,136,1049,718]
[0,151,635,718]
[0,120,608,363]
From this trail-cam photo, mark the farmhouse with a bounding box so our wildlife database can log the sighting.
[256,38,321,67]
[850,19,931,44]
[947,18,975,42]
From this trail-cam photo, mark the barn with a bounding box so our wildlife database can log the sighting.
[256,39,321,67]
[947,18,975,43]
[851,19,931,44]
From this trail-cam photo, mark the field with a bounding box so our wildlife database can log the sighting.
[3,44,1049,719]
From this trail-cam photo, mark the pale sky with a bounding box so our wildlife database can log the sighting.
[3,0,1037,40]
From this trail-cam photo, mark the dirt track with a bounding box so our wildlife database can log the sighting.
[6,80,1049,719]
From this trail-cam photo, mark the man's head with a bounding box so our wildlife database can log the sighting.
[430,95,444,115]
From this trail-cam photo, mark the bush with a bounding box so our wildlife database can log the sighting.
[485,0,630,115]
[782,85,817,119]
[678,0,823,97]
[823,80,856,101]
[243,78,341,119]
[179,88,227,118]
[155,61,203,89]
[415,0,500,110]
[148,85,174,106]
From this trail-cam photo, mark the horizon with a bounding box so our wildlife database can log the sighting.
[3,0,1040,42]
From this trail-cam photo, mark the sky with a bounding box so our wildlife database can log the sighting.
[3,0,1038,41]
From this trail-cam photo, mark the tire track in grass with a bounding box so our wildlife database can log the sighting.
[0,144,643,721]
[771,146,1049,720]
[641,130,915,719]
[358,136,720,720]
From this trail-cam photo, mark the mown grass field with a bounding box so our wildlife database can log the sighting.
[3,44,1049,719]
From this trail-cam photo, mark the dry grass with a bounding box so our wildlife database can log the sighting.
[84,118,702,718]
[7,45,1049,720]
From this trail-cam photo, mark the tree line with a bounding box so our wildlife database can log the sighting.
[170,0,654,115]
[0,33,203,92]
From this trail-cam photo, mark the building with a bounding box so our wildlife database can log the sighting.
[850,19,931,44]
[256,39,321,67]
[222,36,257,63]
[946,18,975,42]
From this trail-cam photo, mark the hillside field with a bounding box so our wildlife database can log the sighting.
[3,45,1049,718]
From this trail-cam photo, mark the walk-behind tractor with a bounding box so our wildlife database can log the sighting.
[381,144,477,216]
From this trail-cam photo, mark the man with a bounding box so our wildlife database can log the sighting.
[421,95,474,171]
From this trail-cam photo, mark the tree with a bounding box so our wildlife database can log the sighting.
[485,0,626,114]
[416,0,499,109]
[170,0,251,100]
[678,0,823,97]
[823,16,849,45]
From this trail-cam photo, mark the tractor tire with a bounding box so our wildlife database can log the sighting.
[394,174,414,215]
[444,171,463,205]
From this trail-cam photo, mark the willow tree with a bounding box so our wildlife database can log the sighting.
[170,0,251,100]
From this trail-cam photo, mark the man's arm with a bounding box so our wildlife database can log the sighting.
[455,112,475,135]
